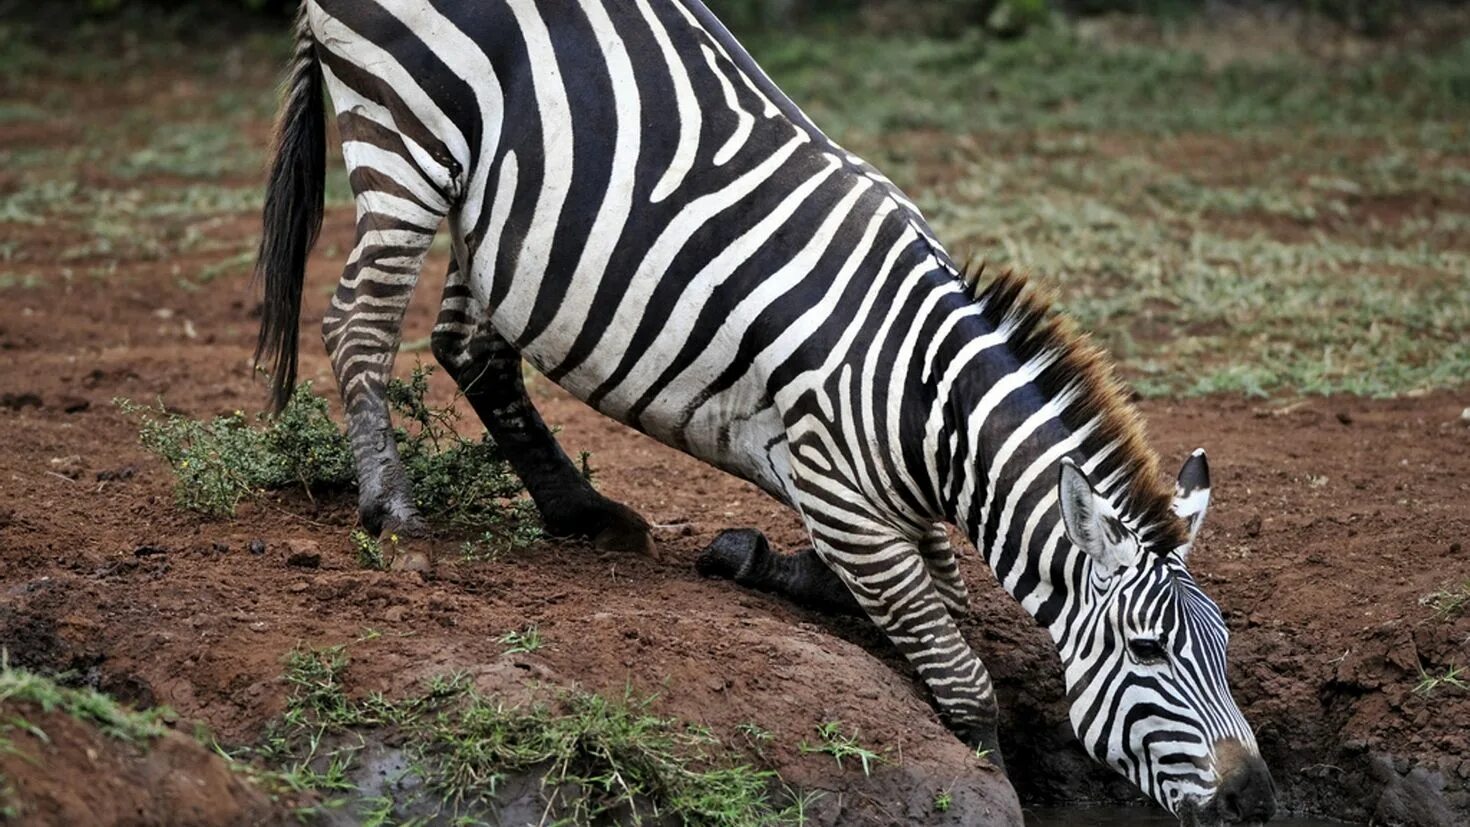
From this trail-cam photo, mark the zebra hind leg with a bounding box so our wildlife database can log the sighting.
[695,529,862,616]
[430,302,653,556]
[323,204,447,573]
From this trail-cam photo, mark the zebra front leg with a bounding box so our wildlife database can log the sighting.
[698,526,968,620]
[695,529,862,615]
[918,525,971,616]
[793,492,1005,767]
[430,300,653,555]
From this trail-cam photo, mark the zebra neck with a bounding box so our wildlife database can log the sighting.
[935,309,1094,637]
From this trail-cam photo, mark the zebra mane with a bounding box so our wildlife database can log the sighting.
[960,263,1188,552]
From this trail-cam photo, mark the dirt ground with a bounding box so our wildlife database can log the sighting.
[0,188,1467,826]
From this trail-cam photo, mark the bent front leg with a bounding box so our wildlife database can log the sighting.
[696,529,862,615]
[430,302,652,555]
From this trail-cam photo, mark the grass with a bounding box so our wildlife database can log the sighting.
[499,625,544,655]
[0,659,170,744]
[1414,664,1469,696]
[797,721,885,777]
[1423,580,1470,620]
[247,643,807,825]
[119,368,543,555]
[0,657,175,818]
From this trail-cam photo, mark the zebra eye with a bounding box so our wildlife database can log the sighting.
[1128,637,1167,665]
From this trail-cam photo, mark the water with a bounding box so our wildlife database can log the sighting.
[1025,806,1350,826]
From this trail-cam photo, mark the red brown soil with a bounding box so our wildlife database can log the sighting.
[1,201,1468,826]
[0,702,284,827]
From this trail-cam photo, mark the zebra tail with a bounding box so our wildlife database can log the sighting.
[253,6,325,412]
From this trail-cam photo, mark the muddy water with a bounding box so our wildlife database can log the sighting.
[1025,806,1349,826]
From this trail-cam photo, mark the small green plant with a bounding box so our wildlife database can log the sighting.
[1423,580,1470,620]
[798,721,884,777]
[0,656,170,744]
[934,787,953,813]
[350,530,385,571]
[249,644,799,825]
[1414,664,1468,696]
[120,368,547,551]
[499,625,543,655]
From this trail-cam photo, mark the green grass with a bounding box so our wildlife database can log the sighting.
[498,625,544,655]
[1423,580,1470,620]
[798,721,885,777]
[1414,664,1469,696]
[0,660,170,744]
[249,643,807,825]
[119,369,544,554]
[0,658,175,818]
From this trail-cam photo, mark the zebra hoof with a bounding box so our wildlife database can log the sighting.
[695,528,769,582]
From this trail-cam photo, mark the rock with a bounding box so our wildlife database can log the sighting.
[285,539,322,568]
[48,455,85,480]
[1337,411,1354,425]
[1243,514,1263,538]
[1371,754,1455,827]
[1,392,42,410]
[286,551,321,569]
[132,544,168,558]
[56,395,90,414]
[95,465,137,482]
[248,539,266,556]
[287,582,309,594]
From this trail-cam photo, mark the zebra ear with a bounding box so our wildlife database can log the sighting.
[1172,449,1212,557]
[1059,459,1116,576]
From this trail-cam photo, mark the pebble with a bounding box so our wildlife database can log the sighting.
[286,551,321,569]
[287,582,309,593]
[248,539,266,556]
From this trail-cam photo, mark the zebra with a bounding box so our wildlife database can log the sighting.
[252,1,1276,822]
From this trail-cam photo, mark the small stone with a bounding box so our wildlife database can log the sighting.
[1243,515,1263,538]
[56,395,90,414]
[48,455,85,479]
[1336,411,1353,425]
[706,677,726,692]
[1461,407,1470,423]
[95,465,138,482]
[1452,543,1463,554]
[248,539,266,556]
[132,544,167,557]
[383,606,406,623]
[286,551,321,569]
[287,582,309,593]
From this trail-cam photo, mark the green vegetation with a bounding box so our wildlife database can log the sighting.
[934,787,954,813]
[0,659,170,744]
[119,368,541,553]
[499,625,544,655]
[0,659,174,818]
[248,644,806,825]
[798,721,885,777]
[1424,579,1470,620]
[1414,664,1469,696]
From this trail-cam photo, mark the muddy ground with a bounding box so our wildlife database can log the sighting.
[0,186,1467,826]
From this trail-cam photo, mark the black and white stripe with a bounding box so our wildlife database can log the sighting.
[253,1,1275,820]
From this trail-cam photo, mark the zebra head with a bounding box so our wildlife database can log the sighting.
[1056,450,1276,825]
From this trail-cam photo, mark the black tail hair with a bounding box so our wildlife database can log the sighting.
[253,7,325,412]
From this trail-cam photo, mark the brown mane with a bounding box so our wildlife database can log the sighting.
[960,262,1187,551]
